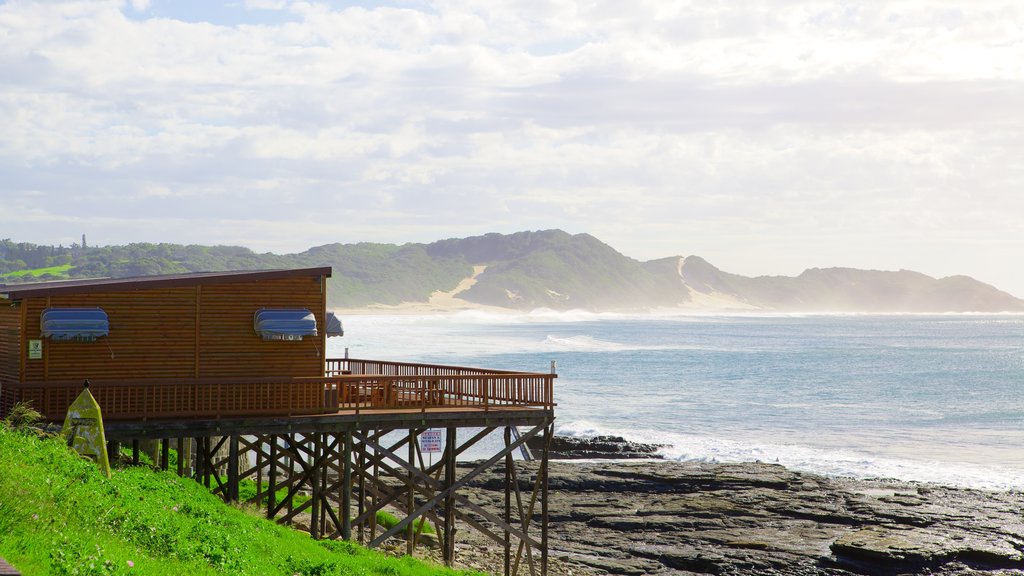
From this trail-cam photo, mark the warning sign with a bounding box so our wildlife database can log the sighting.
[419,429,443,454]
[28,339,42,360]
[61,386,111,478]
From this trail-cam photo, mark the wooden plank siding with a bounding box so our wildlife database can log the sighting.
[22,288,197,382]
[198,276,326,379]
[0,303,22,414]
[16,277,326,384]
[2,270,330,419]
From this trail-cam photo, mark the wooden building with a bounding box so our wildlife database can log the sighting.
[0,267,333,420]
[0,268,556,576]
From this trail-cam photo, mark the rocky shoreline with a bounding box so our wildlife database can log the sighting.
[446,437,1024,576]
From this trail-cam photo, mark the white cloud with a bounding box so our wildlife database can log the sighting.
[0,0,1023,295]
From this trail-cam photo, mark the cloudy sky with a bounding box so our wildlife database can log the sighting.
[2,1,1023,295]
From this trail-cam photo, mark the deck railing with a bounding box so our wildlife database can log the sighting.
[11,358,555,421]
[325,357,531,377]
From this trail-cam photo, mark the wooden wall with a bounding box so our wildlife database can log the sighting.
[17,274,327,384]
[0,302,22,414]
[199,276,326,378]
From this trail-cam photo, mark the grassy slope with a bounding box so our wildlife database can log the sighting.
[0,429,481,576]
[0,264,73,280]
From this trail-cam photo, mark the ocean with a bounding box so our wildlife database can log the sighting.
[327,312,1024,490]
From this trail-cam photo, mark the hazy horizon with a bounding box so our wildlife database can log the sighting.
[2,1,1022,295]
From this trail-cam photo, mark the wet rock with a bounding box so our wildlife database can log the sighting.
[525,434,665,460]
[457,457,1024,576]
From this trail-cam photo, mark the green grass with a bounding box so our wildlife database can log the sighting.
[237,478,312,509]
[376,511,435,535]
[0,427,484,576]
[1,264,73,279]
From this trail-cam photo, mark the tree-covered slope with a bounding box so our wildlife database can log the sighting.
[429,230,685,310]
[2,233,1022,312]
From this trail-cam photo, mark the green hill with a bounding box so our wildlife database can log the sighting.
[2,233,1022,312]
[428,231,684,310]
[0,426,480,576]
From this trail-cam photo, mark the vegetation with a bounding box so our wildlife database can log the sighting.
[3,231,1021,312]
[376,511,435,535]
[0,427,483,576]
[0,238,473,309]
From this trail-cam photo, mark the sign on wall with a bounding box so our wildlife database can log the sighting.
[27,339,42,360]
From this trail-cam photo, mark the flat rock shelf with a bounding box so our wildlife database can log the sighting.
[452,458,1024,576]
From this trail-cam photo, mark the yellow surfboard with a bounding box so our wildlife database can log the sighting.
[61,386,111,478]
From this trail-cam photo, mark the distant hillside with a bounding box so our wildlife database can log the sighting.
[2,233,1022,313]
[668,256,1024,313]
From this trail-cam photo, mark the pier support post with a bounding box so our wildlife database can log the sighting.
[342,432,352,540]
[176,437,184,476]
[407,428,415,556]
[504,427,512,576]
[311,434,321,540]
[160,438,170,471]
[357,435,366,544]
[227,435,239,502]
[541,422,552,576]
[443,426,457,566]
[268,435,278,519]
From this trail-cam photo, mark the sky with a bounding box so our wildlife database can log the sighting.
[1,1,1023,296]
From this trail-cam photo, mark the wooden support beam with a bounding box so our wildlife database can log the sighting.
[103,410,555,574]
[358,423,547,550]
[406,429,415,556]
[311,434,321,539]
[541,422,552,576]
[268,436,277,519]
[342,432,352,540]
[444,426,456,565]
[504,427,512,576]
[227,435,239,502]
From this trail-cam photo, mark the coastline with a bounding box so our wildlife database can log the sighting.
[447,457,1024,576]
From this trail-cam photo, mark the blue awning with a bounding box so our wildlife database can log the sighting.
[41,308,110,341]
[325,312,344,337]
[254,308,317,341]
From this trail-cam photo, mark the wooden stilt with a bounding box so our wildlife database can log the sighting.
[342,432,352,540]
[357,434,366,545]
[444,426,456,566]
[160,438,170,471]
[227,435,239,502]
[311,434,321,539]
[504,427,512,576]
[407,429,415,556]
[268,436,278,519]
[176,437,185,477]
[541,423,552,576]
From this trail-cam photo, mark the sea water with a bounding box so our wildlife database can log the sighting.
[327,312,1024,490]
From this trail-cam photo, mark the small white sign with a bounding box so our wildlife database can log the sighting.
[420,429,443,454]
[28,339,42,360]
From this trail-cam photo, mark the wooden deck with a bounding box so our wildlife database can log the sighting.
[12,358,556,422]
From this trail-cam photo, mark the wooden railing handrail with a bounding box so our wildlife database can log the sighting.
[9,358,556,421]
[326,357,542,376]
